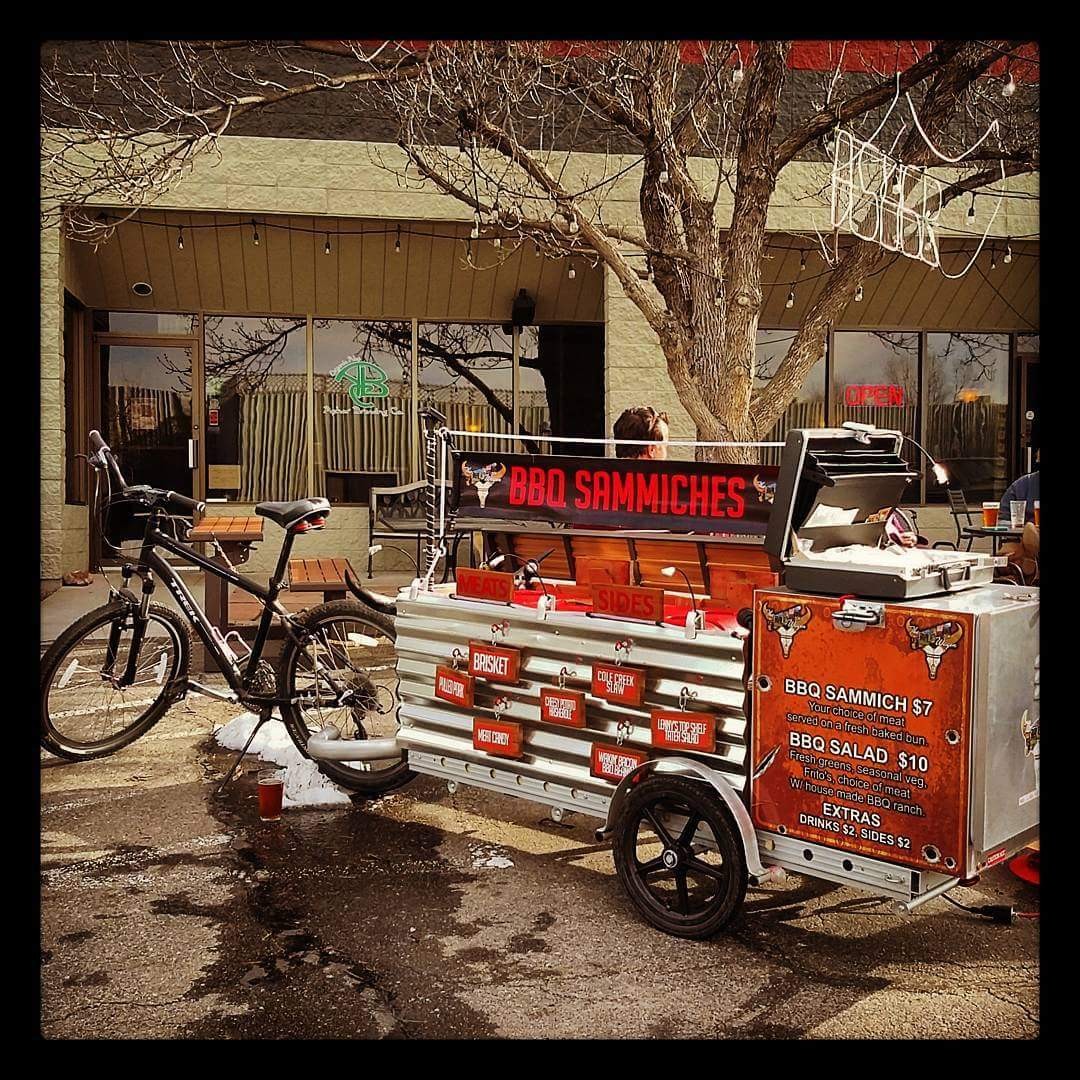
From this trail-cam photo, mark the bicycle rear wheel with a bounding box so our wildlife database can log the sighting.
[40,600,190,760]
[278,599,413,796]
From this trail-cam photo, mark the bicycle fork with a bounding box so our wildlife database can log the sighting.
[104,564,155,689]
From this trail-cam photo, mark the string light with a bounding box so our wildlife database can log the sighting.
[786,289,795,309]
[968,193,976,220]
[176,226,184,251]
[732,58,744,86]
[990,248,997,270]
[659,169,669,183]
[492,235,501,249]
[854,284,864,302]
[568,263,576,280]
[568,216,579,235]
[394,226,401,254]
[251,219,260,246]
[1002,69,1017,98]
[324,233,331,256]
[1004,240,1013,264]
[799,251,807,272]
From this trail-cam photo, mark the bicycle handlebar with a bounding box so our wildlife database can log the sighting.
[88,432,205,516]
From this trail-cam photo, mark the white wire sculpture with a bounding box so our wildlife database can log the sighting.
[830,78,1006,278]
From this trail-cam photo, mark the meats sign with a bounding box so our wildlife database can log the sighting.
[454,452,778,535]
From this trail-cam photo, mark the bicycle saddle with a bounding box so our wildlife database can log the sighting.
[255,497,330,529]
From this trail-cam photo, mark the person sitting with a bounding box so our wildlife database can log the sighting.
[999,453,1040,525]
[613,406,669,460]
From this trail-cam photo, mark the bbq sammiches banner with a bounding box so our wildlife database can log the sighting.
[453,452,778,534]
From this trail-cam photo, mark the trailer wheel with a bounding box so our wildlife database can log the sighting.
[612,775,747,939]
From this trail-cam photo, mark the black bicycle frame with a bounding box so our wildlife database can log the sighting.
[127,505,304,701]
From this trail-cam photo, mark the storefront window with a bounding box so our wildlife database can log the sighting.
[417,323,515,457]
[925,333,1010,501]
[755,330,826,466]
[831,331,921,473]
[313,320,413,499]
[94,312,196,335]
[517,327,551,449]
[204,317,308,502]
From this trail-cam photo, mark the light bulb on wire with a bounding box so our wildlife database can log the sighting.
[324,234,331,256]
[251,220,259,247]
[786,289,795,309]
[1002,70,1017,98]
[799,251,807,272]
[394,226,401,254]
[568,263,576,280]
[1004,241,1013,264]
[854,284,864,303]
[990,249,997,271]
[659,169,669,183]
[492,235,501,249]
[968,194,976,220]
[732,58,744,86]
[176,227,184,251]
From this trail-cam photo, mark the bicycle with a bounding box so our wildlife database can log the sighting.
[39,430,413,797]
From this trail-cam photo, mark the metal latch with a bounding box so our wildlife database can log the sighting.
[831,598,885,631]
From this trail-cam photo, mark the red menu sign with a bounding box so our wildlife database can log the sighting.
[540,687,587,728]
[473,717,524,759]
[468,641,522,684]
[590,584,665,623]
[650,709,717,753]
[434,665,474,708]
[592,663,647,706]
[456,567,515,604]
[591,743,649,782]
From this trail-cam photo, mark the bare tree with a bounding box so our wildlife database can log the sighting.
[42,39,1039,462]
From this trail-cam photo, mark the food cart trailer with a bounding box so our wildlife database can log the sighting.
[309,422,1040,939]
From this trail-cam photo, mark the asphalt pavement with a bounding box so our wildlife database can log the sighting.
[40,681,1039,1039]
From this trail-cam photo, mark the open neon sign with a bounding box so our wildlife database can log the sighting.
[845,384,905,407]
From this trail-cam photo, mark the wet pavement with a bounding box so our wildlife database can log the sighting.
[40,682,1039,1039]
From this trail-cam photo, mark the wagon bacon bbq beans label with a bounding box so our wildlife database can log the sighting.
[539,687,587,728]
[590,743,649,782]
[472,717,524,759]
[751,590,975,876]
[591,662,647,706]
[650,709,717,753]
[434,665,474,709]
[468,641,522,684]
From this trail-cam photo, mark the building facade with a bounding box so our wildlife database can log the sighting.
[41,49,1040,586]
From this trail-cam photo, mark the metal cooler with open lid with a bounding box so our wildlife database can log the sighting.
[763,425,998,599]
[750,425,1039,894]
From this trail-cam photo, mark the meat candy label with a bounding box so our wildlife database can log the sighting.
[650,709,717,753]
[591,662,646,706]
[434,665,474,708]
[468,641,522,684]
[473,717,524,759]
[540,687,587,728]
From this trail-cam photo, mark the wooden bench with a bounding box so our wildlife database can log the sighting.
[288,557,354,602]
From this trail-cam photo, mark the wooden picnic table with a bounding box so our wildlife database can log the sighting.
[288,557,354,602]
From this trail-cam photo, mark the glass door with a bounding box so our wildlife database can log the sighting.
[92,336,200,564]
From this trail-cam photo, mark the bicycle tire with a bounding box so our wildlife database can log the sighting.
[41,599,191,761]
[278,599,414,796]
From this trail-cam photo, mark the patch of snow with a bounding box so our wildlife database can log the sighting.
[469,843,515,870]
[213,712,350,808]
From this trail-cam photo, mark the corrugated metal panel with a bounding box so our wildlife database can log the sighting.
[393,590,750,811]
[68,210,605,321]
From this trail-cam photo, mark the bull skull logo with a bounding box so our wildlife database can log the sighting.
[753,474,776,504]
[904,618,964,679]
[761,601,812,658]
[461,461,506,509]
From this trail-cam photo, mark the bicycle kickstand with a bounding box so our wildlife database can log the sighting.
[215,708,274,797]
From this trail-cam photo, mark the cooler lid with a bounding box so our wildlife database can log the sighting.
[763,425,920,564]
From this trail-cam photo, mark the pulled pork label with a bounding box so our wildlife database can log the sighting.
[468,641,522,684]
[592,662,647,706]
[591,743,649,783]
[650,709,717,753]
[539,687,587,728]
[434,665,474,709]
[472,717,524,759]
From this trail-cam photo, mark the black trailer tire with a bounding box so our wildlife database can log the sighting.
[278,599,414,797]
[612,774,747,939]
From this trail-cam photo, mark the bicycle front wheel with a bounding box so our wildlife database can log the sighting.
[278,599,413,796]
[40,600,190,760]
